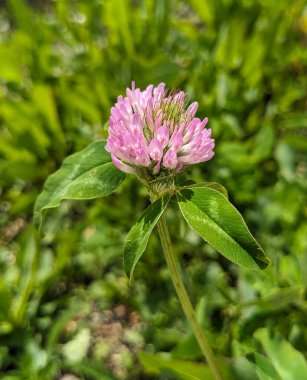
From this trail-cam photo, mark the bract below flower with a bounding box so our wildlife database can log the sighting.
[106,82,215,183]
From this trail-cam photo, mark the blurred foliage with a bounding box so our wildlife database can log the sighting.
[0,0,306,379]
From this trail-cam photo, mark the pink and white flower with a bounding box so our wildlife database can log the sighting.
[106,82,215,177]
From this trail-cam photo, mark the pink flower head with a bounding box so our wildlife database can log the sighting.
[106,82,214,178]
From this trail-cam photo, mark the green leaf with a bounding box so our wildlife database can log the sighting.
[230,357,260,380]
[181,182,228,198]
[177,187,270,270]
[138,351,215,380]
[34,141,126,230]
[255,328,307,380]
[247,352,282,380]
[124,195,171,283]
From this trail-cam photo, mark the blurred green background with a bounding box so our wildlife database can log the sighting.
[0,0,306,379]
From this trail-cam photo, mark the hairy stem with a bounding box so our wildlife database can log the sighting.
[157,214,224,380]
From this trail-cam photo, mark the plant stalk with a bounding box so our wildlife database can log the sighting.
[157,214,224,380]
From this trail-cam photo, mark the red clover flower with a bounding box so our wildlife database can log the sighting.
[106,82,214,193]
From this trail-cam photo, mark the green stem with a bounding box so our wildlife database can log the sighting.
[157,214,225,380]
